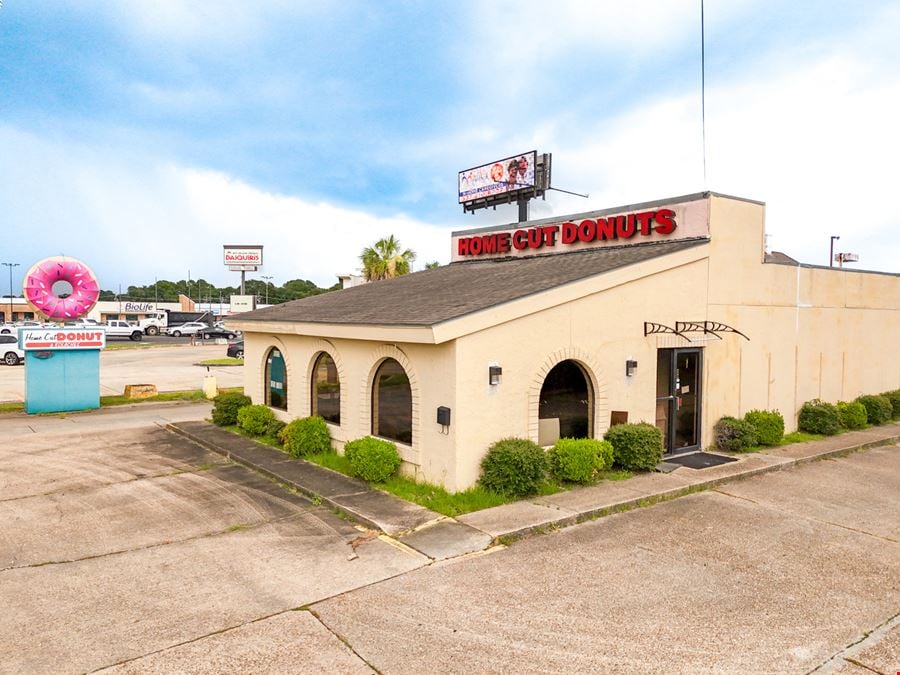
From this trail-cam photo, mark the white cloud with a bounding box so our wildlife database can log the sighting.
[179,168,450,284]
[0,127,450,291]
[451,5,900,272]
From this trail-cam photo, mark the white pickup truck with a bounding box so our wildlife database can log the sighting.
[102,320,144,341]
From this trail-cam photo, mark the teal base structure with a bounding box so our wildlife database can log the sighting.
[24,349,101,414]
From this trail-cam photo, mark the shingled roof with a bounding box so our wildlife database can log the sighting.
[236,237,709,328]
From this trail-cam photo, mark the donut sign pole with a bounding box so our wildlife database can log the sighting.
[19,257,104,414]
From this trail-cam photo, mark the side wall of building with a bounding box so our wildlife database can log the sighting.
[704,195,900,431]
[242,331,460,487]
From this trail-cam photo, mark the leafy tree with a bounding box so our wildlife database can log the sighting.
[360,235,416,281]
[97,276,338,305]
[425,261,440,269]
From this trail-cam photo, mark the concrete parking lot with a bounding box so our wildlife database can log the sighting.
[2,404,897,673]
[311,446,900,674]
[0,343,243,402]
[0,406,427,673]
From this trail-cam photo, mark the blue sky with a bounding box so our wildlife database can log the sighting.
[2,1,898,291]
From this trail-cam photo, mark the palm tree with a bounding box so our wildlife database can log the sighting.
[360,235,416,281]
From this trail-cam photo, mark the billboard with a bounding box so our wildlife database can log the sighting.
[458,151,537,205]
[223,245,263,271]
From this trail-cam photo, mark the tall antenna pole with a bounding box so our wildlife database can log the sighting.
[701,0,707,187]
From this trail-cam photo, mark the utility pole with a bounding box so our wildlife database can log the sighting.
[829,236,840,267]
[261,275,273,304]
[2,262,20,323]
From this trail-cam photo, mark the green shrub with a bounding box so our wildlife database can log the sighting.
[797,399,841,435]
[743,409,784,446]
[548,438,614,484]
[280,416,332,458]
[479,438,548,497]
[856,394,893,426]
[713,416,759,452]
[603,423,663,471]
[837,401,867,430]
[344,436,401,482]
[236,404,276,436]
[266,418,287,439]
[211,392,252,426]
[882,390,900,420]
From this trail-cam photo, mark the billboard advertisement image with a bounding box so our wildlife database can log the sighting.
[458,151,536,204]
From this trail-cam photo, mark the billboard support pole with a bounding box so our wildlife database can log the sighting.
[518,198,529,223]
[241,270,245,296]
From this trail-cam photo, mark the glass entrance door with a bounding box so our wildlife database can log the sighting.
[656,348,702,455]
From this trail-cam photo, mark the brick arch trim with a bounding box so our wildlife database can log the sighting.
[306,339,347,424]
[527,347,609,443]
[361,345,420,460]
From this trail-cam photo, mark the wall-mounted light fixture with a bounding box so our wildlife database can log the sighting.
[489,365,503,385]
[625,359,638,377]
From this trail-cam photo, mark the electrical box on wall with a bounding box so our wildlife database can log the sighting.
[436,406,451,426]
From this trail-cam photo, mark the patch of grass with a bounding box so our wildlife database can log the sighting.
[226,524,248,532]
[305,450,354,475]
[781,431,824,444]
[0,401,24,414]
[737,430,827,453]
[374,477,513,517]
[197,358,243,366]
[303,448,638,516]
[99,389,208,407]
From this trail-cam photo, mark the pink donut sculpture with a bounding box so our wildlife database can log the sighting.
[23,256,101,320]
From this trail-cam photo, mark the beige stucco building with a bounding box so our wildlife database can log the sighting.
[230,192,899,492]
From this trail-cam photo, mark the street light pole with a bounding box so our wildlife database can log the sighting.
[261,275,273,305]
[829,236,840,267]
[2,262,20,323]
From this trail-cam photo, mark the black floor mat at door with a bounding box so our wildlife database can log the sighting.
[663,451,738,469]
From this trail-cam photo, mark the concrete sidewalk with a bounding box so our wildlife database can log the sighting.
[168,420,900,560]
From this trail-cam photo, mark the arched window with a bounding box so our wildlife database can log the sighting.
[539,360,592,443]
[372,358,412,444]
[311,352,340,424]
[265,347,288,410]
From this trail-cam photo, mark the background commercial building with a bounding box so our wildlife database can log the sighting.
[231,192,899,492]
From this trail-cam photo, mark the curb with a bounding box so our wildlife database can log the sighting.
[165,422,441,537]
[488,433,900,544]
[165,420,899,549]
[167,422,385,532]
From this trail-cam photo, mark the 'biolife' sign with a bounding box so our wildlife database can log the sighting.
[450,194,710,262]
[20,329,107,351]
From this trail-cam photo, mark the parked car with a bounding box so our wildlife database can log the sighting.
[226,339,244,359]
[200,325,239,340]
[1,320,45,334]
[0,335,24,365]
[165,321,208,337]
